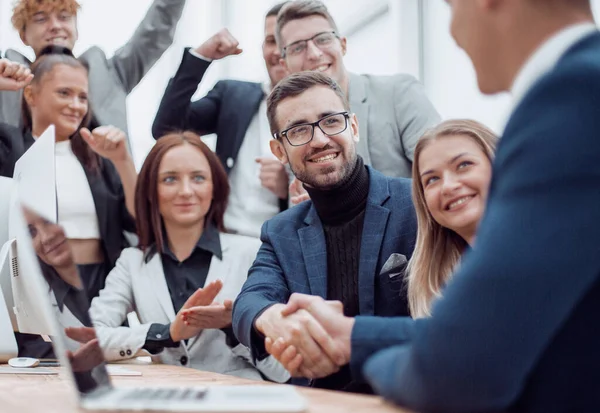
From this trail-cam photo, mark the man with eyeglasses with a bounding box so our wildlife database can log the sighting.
[275,0,440,181]
[152,3,291,239]
[232,71,416,393]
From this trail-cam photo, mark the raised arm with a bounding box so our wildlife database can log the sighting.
[110,0,186,94]
[152,29,242,139]
[359,64,600,412]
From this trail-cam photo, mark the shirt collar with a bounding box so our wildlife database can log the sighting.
[162,223,223,262]
[45,265,77,312]
[511,23,597,106]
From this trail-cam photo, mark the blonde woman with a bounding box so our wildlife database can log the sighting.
[406,119,498,318]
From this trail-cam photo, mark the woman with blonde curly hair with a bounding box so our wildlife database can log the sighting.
[406,119,498,318]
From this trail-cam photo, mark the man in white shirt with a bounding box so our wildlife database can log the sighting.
[152,3,290,238]
[262,1,600,412]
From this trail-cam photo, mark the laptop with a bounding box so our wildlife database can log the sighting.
[15,201,307,412]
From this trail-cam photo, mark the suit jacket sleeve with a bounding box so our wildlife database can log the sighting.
[232,220,293,360]
[0,122,24,178]
[90,249,154,361]
[393,75,440,162]
[109,0,186,94]
[152,50,223,139]
[356,64,600,412]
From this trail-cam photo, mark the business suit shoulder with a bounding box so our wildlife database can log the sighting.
[79,46,110,68]
[263,201,313,233]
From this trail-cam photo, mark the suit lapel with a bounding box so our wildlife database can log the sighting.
[145,253,177,322]
[298,206,328,299]
[218,83,264,167]
[358,168,391,315]
[348,73,372,166]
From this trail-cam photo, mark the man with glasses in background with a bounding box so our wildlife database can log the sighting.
[276,0,440,180]
[232,71,417,393]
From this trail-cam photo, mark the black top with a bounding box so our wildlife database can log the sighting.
[305,157,372,393]
[143,225,238,353]
[48,267,92,326]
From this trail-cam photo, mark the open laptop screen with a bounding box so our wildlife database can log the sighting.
[16,202,111,395]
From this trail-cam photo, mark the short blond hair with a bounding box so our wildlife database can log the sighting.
[12,0,80,35]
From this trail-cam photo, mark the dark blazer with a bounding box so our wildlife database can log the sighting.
[232,167,417,360]
[152,49,264,176]
[350,32,600,413]
[0,123,135,270]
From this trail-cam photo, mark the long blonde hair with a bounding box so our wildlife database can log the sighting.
[406,119,498,318]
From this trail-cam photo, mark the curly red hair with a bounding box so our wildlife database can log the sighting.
[11,0,80,35]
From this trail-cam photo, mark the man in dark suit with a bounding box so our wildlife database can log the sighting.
[231,71,417,393]
[152,3,291,238]
[262,1,600,412]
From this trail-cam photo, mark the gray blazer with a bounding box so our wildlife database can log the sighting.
[0,0,186,137]
[90,233,289,382]
[349,72,441,178]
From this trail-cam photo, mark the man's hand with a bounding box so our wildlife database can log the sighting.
[170,280,223,342]
[80,126,129,163]
[256,157,288,199]
[289,178,310,205]
[194,28,243,60]
[255,304,343,379]
[0,59,33,91]
[280,294,353,368]
[180,299,233,330]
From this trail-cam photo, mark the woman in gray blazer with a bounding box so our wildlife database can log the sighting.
[90,132,288,382]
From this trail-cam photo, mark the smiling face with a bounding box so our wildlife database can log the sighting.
[263,15,288,86]
[25,63,88,141]
[269,85,358,189]
[24,209,73,269]
[21,8,78,56]
[157,143,214,230]
[280,15,348,88]
[418,134,493,242]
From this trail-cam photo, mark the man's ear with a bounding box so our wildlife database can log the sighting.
[350,113,359,142]
[270,139,289,164]
[19,30,29,47]
[340,36,347,56]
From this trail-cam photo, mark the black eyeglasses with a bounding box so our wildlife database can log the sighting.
[282,31,339,58]
[275,112,350,146]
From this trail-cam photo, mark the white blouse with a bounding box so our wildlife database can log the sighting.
[55,140,100,239]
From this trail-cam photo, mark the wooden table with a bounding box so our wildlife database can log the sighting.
[0,363,412,413]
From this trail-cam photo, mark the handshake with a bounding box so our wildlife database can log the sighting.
[255,294,355,379]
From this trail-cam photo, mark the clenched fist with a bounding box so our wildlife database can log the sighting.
[0,59,33,91]
[194,28,243,60]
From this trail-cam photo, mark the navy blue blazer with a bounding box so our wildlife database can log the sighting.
[351,32,600,413]
[151,49,264,176]
[232,167,417,359]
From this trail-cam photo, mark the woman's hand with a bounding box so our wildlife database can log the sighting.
[80,126,129,163]
[169,280,223,342]
[180,299,233,330]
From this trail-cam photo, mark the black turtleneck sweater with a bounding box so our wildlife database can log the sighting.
[305,156,372,393]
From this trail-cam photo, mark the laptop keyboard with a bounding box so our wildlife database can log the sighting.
[121,387,207,401]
